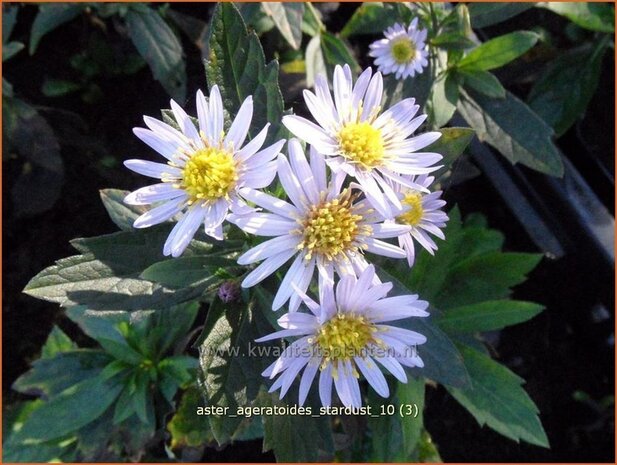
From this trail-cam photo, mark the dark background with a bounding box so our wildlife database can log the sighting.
[3,3,614,462]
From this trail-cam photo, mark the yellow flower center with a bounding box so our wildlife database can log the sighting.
[316,313,376,362]
[298,190,367,261]
[181,147,237,202]
[337,122,385,169]
[391,37,416,64]
[397,192,424,226]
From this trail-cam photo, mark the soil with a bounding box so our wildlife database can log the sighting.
[3,3,614,462]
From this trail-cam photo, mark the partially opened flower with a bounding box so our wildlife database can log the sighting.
[391,175,449,267]
[283,64,442,218]
[256,265,428,408]
[228,139,410,311]
[124,86,285,257]
[369,19,429,80]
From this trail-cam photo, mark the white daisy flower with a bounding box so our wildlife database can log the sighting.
[124,86,285,257]
[391,175,449,267]
[282,64,442,219]
[256,265,428,408]
[228,139,411,312]
[369,19,429,80]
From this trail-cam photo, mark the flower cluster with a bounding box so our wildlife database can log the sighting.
[124,59,449,408]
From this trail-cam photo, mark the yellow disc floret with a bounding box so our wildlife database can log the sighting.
[337,122,385,169]
[181,147,237,202]
[391,37,416,64]
[316,313,376,363]
[397,192,424,226]
[298,190,367,261]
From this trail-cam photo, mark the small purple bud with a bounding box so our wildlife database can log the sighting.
[218,281,240,303]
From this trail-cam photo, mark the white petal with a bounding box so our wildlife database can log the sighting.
[133,128,178,161]
[241,248,297,288]
[229,212,297,236]
[363,237,407,258]
[208,85,224,143]
[165,205,208,257]
[273,254,311,310]
[196,89,210,140]
[171,99,200,142]
[237,234,301,265]
[133,198,185,228]
[355,356,389,398]
[238,187,299,219]
[124,159,182,180]
[283,115,338,154]
[225,96,253,150]
[319,363,333,407]
[277,312,319,330]
[370,223,411,238]
[236,124,270,162]
[277,154,308,209]
[242,161,278,189]
[288,139,319,204]
[124,183,184,205]
[309,146,327,192]
[299,357,321,406]
[362,72,383,121]
[374,354,407,383]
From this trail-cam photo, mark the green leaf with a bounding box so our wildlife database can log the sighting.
[261,2,304,50]
[302,3,324,37]
[367,377,425,461]
[3,41,24,61]
[431,32,475,50]
[3,5,19,43]
[141,255,238,289]
[458,31,538,71]
[468,3,536,28]
[198,295,276,444]
[425,127,475,181]
[262,392,334,461]
[41,78,81,97]
[29,4,85,54]
[457,87,564,176]
[205,2,286,145]
[539,2,614,33]
[125,6,186,101]
[23,227,210,311]
[426,72,459,128]
[446,346,549,447]
[99,189,148,232]
[320,31,361,77]
[13,350,111,398]
[435,252,542,309]
[14,376,124,443]
[340,3,412,37]
[459,68,505,98]
[167,387,215,449]
[438,300,544,334]
[528,42,608,137]
[41,326,77,359]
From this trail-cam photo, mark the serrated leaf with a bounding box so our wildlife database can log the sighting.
[459,68,506,98]
[198,295,276,444]
[438,300,544,333]
[446,345,549,447]
[468,3,536,28]
[29,4,85,54]
[539,2,614,33]
[205,2,286,145]
[262,2,304,50]
[126,6,186,101]
[458,31,538,71]
[41,326,77,359]
[528,42,607,137]
[141,255,238,289]
[457,87,564,176]
[23,227,211,311]
[13,375,123,443]
[99,189,148,232]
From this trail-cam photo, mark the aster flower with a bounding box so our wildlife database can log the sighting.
[391,175,449,267]
[228,139,411,311]
[256,265,428,408]
[282,64,442,219]
[369,19,429,80]
[124,86,285,257]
